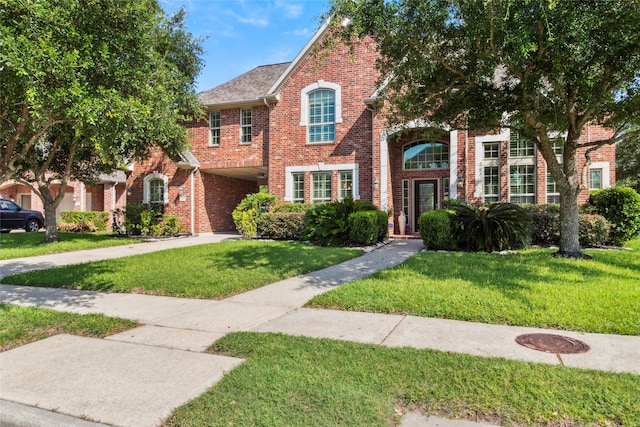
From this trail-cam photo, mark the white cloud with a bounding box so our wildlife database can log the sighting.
[275,1,304,18]
[288,28,311,37]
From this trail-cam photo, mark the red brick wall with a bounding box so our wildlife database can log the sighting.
[267,35,380,202]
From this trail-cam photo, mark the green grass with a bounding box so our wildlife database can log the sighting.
[0,303,137,351]
[0,231,141,260]
[1,240,362,299]
[166,332,640,426]
[307,240,640,335]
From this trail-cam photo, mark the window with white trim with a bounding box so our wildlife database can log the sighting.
[443,177,450,199]
[312,172,332,203]
[550,137,564,155]
[510,165,535,203]
[547,172,560,203]
[142,171,169,206]
[339,170,353,199]
[292,173,305,203]
[484,166,500,202]
[510,133,535,157]
[484,142,499,159]
[308,89,335,143]
[240,109,252,143]
[209,111,220,146]
[589,169,602,190]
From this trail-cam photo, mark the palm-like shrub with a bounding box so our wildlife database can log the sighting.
[303,197,377,246]
[453,203,531,252]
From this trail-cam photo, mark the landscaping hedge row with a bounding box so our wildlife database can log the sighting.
[58,211,110,232]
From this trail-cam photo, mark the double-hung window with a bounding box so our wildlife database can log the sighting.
[510,165,535,203]
[589,169,602,190]
[547,172,560,203]
[509,133,535,157]
[308,89,335,143]
[209,111,220,146]
[484,166,500,202]
[240,109,252,143]
[149,179,164,204]
[312,172,332,203]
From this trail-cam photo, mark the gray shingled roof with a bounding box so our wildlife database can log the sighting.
[199,62,291,106]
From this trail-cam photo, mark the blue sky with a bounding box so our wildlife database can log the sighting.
[160,0,330,93]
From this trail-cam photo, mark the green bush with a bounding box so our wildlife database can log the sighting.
[578,214,610,247]
[123,203,147,235]
[272,203,311,213]
[232,188,278,238]
[529,207,561,246]
[57,220,97,233]
[304,197,377,246]
[348,210,388,245]
[453,203,531,252]
[151,215,184,237]
[258,212,306,240]
[418,209,457,250]
[59,211,110,231]
[588,187,640,245]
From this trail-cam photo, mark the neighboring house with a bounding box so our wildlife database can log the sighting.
[127,22,616,235]
[0,172,128,223]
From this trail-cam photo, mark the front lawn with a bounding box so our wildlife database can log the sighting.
[1,240,362,299]
[165,332,640,426]
[307,240,640,335]
[0,303,137,352]
[0,232,141,260]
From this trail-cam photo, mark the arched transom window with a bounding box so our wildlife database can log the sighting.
[403,141,450,170]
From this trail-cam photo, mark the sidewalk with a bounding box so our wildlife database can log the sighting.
[1,235,638,427]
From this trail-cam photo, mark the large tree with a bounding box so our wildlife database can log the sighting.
[616,128,640,193]
[326,0,640,257]
[0,0,203,242]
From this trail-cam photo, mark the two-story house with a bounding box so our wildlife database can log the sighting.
[127,21,616,236]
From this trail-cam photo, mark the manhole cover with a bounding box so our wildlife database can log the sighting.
[515,333,590,354]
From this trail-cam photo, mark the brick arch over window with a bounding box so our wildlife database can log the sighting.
[143,171,169,204]
[299,80,343,127]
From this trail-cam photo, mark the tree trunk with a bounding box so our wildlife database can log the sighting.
[38,184,61,243]
[557,189,585,257]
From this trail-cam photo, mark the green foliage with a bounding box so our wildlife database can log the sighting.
[588,187,640,245]
[453,203,531,252]
[326,0,640,255]
[123,204,146,235]
[529,209,560,246]
[151,215,184,237]
[616,128,640,193]
[303,197,378,246]
[272,203,312,213]
[418,209,457,250]
[59,211,110,231]
[232,189,278,238]
[258,212,306,240]
[56,220,97,233]
[348,210,388,245]
[578,214,610,247]
[0,0,203,241]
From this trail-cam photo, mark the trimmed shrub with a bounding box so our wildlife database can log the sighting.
[258,212,306,240]
[453,203,532,252]
[418,209,457,250]
[348,210,388,245]
[59,211,110,231]
[232,188,278,238]
[151,215,184,237]
[57,220,97,233]
[124,203,147,235]
[578,214,610,247]
[303,197,377,246]
[530,209,561,246]
[588,187,640,245]
[272,203,311,213]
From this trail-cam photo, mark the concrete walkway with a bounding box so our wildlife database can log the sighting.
[0,234,638,426]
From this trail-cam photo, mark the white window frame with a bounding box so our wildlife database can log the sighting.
[292,172,305,203]
[339,170,353,200]
[546,171,560,203]
[509,164,536,203]
[284,163,359,202]
[300,80,343,127]
[209,111,220,146]
[484,166,500,202]
[473,130,508,200]
[589,162,611,190]
[240,108,252,143]
[311,172,332,203]
[143,171,168,205]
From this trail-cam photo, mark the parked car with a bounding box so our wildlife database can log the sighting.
[0,198,44,232]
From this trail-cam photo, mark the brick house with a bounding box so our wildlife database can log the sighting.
[0,172,127,223]
[127,21,616,236]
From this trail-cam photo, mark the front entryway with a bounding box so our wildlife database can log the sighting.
[413,180,438,231]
